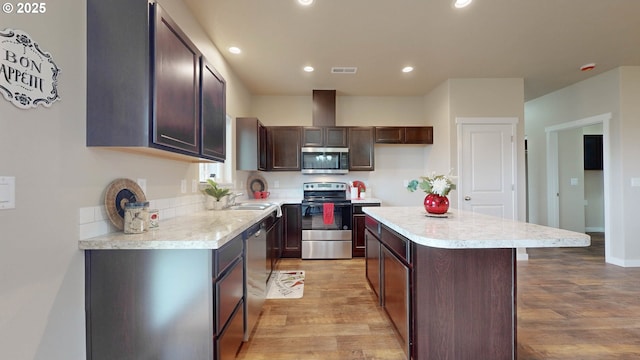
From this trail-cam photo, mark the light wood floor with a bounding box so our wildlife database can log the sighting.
[237,234,640,359]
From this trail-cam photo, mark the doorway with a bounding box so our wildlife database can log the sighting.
[545,113,611,262]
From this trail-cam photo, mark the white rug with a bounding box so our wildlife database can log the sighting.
[267,270,305,299]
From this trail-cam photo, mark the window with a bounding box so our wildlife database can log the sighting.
[199,115,233,184]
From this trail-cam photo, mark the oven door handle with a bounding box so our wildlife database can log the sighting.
[303,202,352,207]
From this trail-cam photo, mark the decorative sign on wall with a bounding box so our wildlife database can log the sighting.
[0,28,61,109]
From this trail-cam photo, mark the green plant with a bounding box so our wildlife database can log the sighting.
[407,174,456,196]
[202,179,231,201]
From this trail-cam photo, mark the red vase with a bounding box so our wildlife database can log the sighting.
[424,193,449,214]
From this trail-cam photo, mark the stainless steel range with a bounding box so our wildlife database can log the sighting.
[301,182,352,259]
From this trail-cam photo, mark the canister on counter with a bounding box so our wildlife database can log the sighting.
[124,202,148,234]
[149,209,159,229]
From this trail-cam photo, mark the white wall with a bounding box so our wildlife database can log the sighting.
[0,0,251,358]
[557,128,586,232]
[249,81,525,208]
[525,66,640,265]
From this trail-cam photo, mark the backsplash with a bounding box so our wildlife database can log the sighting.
[78,194,205,240]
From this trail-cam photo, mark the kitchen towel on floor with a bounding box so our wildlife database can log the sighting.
[323,203,334,224]
[267,270,305,299]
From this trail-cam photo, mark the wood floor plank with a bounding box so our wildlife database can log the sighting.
[238,233,640,359]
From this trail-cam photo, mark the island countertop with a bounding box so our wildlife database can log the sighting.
[363,206,590,249]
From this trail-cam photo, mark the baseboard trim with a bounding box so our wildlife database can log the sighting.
[606,256,640,267]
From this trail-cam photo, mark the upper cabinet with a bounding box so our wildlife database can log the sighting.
[349,127,375,171]
[375,127,433,144]
[236,117,268,171]
[86,0,226,162]
[268,127,302,171]
[302,127,348,147]
[153,5,201,155]
[200,58,227,162]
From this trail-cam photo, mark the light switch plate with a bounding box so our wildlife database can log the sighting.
[570,178,579,186]
[631,178,640,187]
[0,176,16,209]
[192,179,198,193]
[180,179,187,194]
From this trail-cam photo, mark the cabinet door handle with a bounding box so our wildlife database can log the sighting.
[464,196,471,201]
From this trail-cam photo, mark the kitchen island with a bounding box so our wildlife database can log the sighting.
[362,206,590,360]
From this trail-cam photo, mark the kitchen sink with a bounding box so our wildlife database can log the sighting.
[227,203,273,210]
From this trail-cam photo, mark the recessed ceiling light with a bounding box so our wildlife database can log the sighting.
[298,0,314,6]
[454,0,473,8]
[402,66,414,73]
[228,46,242,54]
[303,66,314,72]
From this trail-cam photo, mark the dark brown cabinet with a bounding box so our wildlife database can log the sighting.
[365,214,517,360]
[236,117,268,171]
[352,203,380,257]
[375,126,433,144]
[348,127,375,171]
[268,127,302,171]
[265,212,282,283]
[87,0,226,161]
[201,57,227,161]
[85,234,246,360]
[365,217,381,299]
[281,204,302,258]
[302,127,348,147]
[153,5,201,154]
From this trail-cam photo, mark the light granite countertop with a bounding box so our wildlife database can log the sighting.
[78,200,296,250]
[363,206,590,249]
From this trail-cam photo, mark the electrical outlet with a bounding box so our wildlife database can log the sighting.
[180,179,187,194]
[192,179,198,193]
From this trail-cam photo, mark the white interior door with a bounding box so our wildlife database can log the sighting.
[458,119,516,220]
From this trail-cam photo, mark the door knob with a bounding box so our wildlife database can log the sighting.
[464,196,471,201]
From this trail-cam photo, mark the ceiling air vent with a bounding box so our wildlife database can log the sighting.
[331,67,358,74]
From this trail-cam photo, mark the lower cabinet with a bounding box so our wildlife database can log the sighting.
[85,234,245,360]
[365,216,411,358]
[381,246,410,355]
[365,228,381,299]
[365,215,517,360]
[353,203,380,257]
[281,204,302,258]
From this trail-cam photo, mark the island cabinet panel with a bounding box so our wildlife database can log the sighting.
[268,127,302,171]
[348,127,375,171]
[411,246,516,360]
[281,204,302,258]
[365,228,381,299]
[382,246,411,356]
[365,216,382,299]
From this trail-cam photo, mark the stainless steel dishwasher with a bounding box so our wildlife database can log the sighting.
[243,220,267,341]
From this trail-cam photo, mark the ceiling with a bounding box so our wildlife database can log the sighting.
[183,0,640,101]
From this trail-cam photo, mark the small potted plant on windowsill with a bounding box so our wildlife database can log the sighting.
[202,179,231,210]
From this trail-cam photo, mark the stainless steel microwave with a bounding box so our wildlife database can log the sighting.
[301,147,349,174]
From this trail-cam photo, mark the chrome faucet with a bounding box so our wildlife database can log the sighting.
[227,192,244,207]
